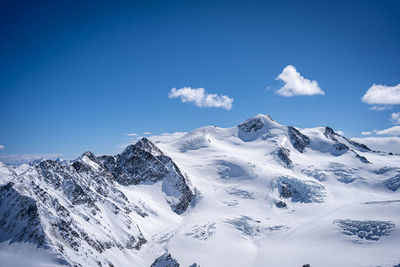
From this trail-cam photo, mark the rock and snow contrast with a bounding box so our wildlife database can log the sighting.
[1,114,400,266]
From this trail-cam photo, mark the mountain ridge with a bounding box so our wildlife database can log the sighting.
[0,114,399,267]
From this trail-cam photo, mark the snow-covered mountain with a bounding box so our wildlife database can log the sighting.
[1,114,400,267]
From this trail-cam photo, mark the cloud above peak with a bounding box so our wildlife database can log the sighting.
[362,83,400,105]
[0,145,4,149]
[169,87,233,110]
[276,65,325,97]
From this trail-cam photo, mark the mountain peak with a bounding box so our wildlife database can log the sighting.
[237,114,283,141]
[258,113,275,121]
[81,150,96,160]
[134,137,164,156]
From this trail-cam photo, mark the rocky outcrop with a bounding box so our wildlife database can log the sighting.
[324,127,338,141]
[151,253,180,267]
[238,117,266,134]
[275,147,292,168]
[0,182,45,246]
[343,137,371,152]
[237,114,282,142]
[353,151,371,164]
[287,126,310,153]
[99,138,193,214]
[333,142,349,151]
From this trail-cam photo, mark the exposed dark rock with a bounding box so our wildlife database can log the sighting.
[287,126,310,153]
[99,138,193,214]
[151,253,180,267]
[135,137,164,156]
[324,127,338,141]
[82,151,98,161]
[275,200,287,208]
[237,114,280,142]
[343,137,371,152]
[333,142,349,151]
[276,147,293,168]
[238,117,266,133]
[353,151,371,164]
[0,183,46,246]
[324,127,371,153]
[126,234,147,250]
[280,184,292,198]
[101,144,169,185]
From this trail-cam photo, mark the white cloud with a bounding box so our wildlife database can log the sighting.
[125,133,138,137]
[168,87,233,110]
[391,112,400,124]
[360,125,400,136]
[143,132,152,135]
[276,65,325,97]
[362,83,400,105]
[336,130,344,135]
[352,137,400,154]
[361,131,373,135]
[374,126,400,136]
[0,145,4,149]
[369,105,392,111]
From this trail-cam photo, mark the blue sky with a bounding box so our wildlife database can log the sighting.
[1,0,400,160]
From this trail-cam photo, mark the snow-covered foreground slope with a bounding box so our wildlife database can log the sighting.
[1,114,400,266]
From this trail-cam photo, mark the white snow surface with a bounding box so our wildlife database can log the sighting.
[1,114,400,267]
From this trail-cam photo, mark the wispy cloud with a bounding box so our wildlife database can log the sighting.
[362,83,400,106]
[375,126,400,136]
[391,112,400,124]
[168,87,233,110]
[361,125,400,136]
[361,131,373,135]
[369,105,392,111]
[276,65,325,97]
[125,133,138,137]
[0,145,4,149]
[143,132,152,135]
[0,153,62,165]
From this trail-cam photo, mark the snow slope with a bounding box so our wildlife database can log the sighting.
[150,114,400,267]
[0,114,399,266]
